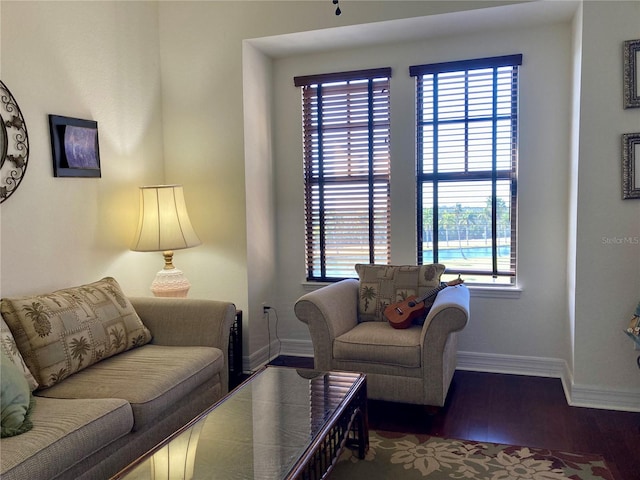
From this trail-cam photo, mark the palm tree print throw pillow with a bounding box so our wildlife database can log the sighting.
[355,264,445,323]
[0,277,151,388]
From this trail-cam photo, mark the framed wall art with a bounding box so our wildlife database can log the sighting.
[623,39,640,109]
[622,133,640,200]
[48,115,101,178]
[1,81,30,203]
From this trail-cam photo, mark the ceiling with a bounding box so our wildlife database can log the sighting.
[249,1,579,58]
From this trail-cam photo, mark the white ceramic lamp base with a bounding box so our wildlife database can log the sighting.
[151,267,190,298]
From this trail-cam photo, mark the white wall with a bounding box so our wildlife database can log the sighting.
[272,12,573,368]
[2,0,638,411]
[0,0,514,365]
[1,1,165,298]
[156,0,508,369]
[243,42,278,361]
[572,1,640,399]
[264,1,639,410]
[566,0,584,385]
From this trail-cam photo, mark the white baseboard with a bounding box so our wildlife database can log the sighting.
[280,339,315,358]
[457,350,567,378]
[269,342,640,412]
[244,339,283,373]
[569,383,640,412]
[458,350,640,412]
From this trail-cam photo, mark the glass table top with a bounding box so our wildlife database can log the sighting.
[115,366,364,480]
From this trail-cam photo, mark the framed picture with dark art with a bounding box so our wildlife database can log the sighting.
[623,39,640,109]
[622,133,640,200]
[48,115,101,178]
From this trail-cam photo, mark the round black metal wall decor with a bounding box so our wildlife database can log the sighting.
[0,80,29,203]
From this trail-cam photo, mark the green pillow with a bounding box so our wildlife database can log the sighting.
[1,351,34,437]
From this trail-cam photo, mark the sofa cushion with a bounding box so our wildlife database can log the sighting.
[0,396,132,480]
[355,264,445,322]
[1,351,34,437]
[0,277,152,388]
[333,322,422,368]
[36,344,223,431]
[1,316,38,391]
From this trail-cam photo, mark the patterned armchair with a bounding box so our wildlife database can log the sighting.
[295,274,469,407]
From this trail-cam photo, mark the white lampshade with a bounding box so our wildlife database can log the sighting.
[131,185,201,252]
[131,185,201,297]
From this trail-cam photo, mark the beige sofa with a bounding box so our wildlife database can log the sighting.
[0,280,236,480]
[295,277,469,407]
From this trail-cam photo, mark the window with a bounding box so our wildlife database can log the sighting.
[294,68,391,281]
[410,55,522,285]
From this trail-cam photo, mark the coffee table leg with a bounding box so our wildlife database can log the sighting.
[345,385,369,459]
[356,408,368,459]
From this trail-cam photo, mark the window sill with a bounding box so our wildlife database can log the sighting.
[302,281,333,292]
[303,281,522,299]
[468,285,522,299]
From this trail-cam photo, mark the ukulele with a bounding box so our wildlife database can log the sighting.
[383,277,464,329]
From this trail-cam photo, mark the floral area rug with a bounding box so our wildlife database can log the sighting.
[329,430,614,480]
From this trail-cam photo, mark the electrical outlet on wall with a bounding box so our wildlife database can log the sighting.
[262,302,271,317]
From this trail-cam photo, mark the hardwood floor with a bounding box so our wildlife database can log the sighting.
[269,356,640,480]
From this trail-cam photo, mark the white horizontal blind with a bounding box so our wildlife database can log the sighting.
[410,55,522,284]
[295,68,391,281]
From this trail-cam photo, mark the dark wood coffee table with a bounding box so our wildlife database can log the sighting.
[112,366,368,479]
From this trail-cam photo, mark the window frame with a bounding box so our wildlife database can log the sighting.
[294,68,392,282]
[410,54,523,285]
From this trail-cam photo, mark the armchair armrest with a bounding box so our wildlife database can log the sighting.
[422,285,469,344]
[422,284,470,337]
[419,284,470,406]
[294,279,359,370]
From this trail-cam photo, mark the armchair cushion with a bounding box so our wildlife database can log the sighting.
[355,264,445,323]
[334,322,422,368]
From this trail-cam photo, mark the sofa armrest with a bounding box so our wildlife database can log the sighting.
[129,297,236,347]
[129,297,236,391]
[294,279,359,370]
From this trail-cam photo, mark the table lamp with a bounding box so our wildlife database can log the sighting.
[131,185,201,297]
